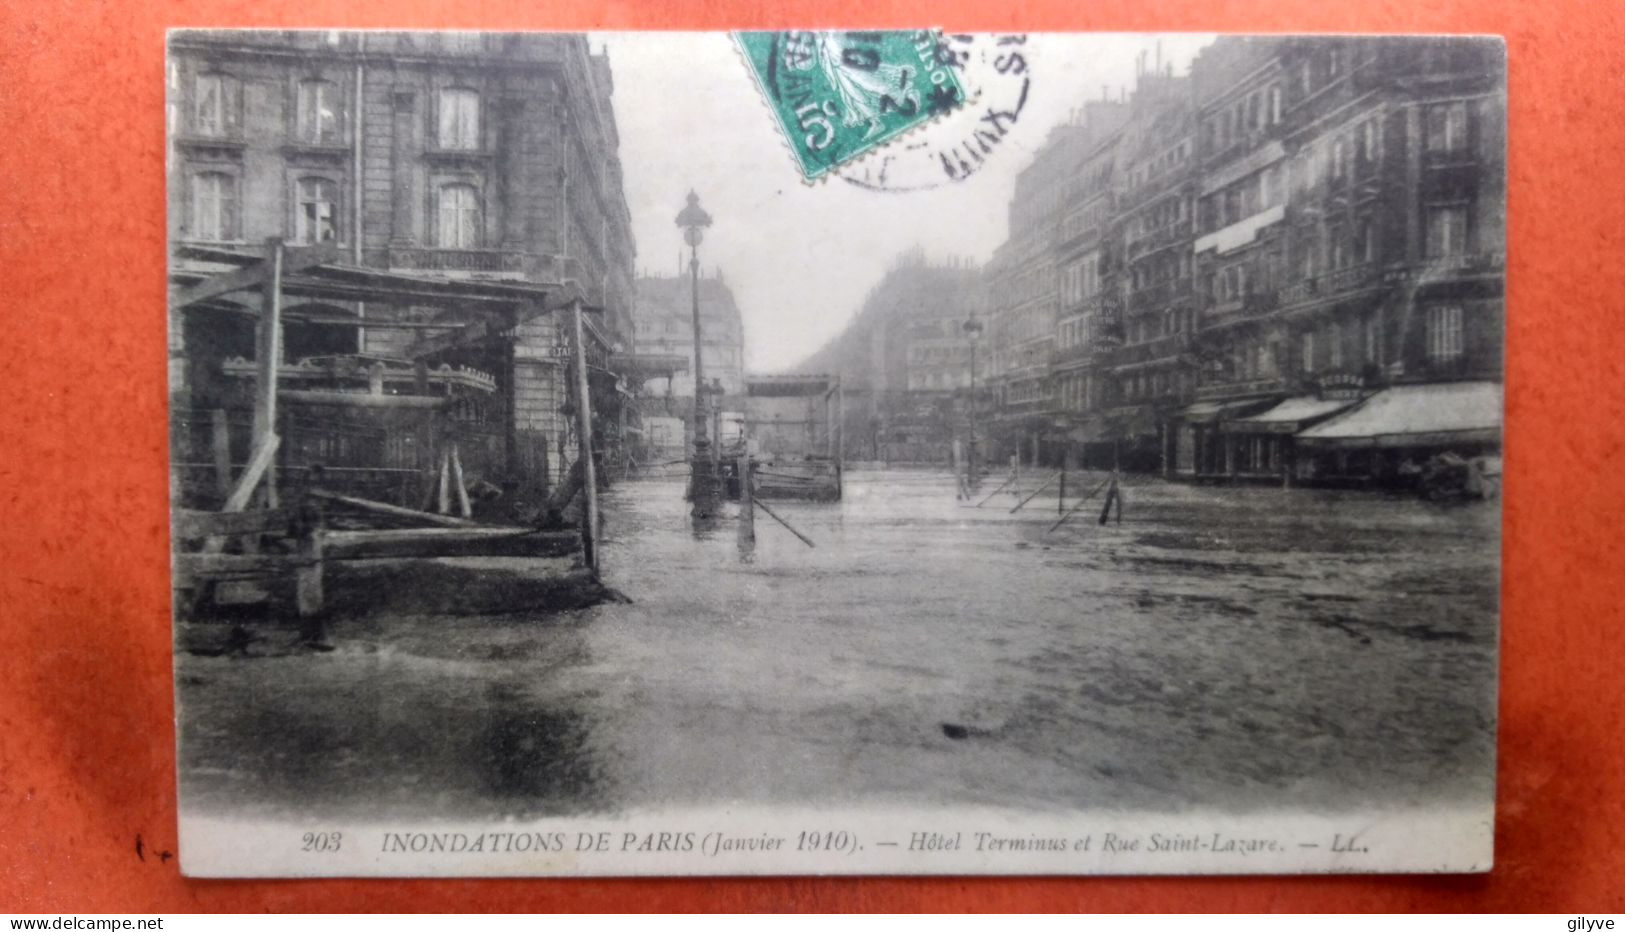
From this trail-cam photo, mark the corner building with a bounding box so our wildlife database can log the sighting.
[167,31,637,496]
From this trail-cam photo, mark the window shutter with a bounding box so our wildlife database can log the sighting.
[223,177,239,240]
[223,76,241,136]
[429,185,442,246]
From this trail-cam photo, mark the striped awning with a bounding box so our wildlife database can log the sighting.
[1296,381,1502,448]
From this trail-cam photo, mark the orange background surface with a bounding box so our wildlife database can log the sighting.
[1,0,1621,913]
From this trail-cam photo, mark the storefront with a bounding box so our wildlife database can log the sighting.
[1220,395,1363,483]
[1175,398,1278,478]
[1294,381,1502,483]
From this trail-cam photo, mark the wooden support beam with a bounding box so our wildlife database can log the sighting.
[308,488,480,528]
[252,239,285,510]
[175,507,289,540]
[175,552,315,579]
[221,435,282,514]
[738,454,755,549]
[1008,473,1060,514]
[406,300,547,360]
[571,298,600,571]
[324,527,581,560]
[754,497,815,548]
[170,242,342,309]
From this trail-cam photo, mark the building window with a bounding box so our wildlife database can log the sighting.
[1365,314,1383,366]
[437,182,483,247]
[295,177,338,244]
[1356,218,1376,264]
[297,79,340,145]
[1331,138,1346,179]
[1270,85,1282,124]
[1361,119,1377,163]
[1427,305,1465,362]
[1330,322,1345,369]
[438,88,481,150]
[1301,332,1316,373]
[1426,205,1469,257]
[1426,101,1469,153]
[191,171,237,241]
[194,73,238,137]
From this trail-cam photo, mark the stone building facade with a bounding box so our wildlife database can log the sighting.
[979,36,1505,483]
[167,30,636,492]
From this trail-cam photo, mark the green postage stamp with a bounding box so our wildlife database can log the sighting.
[734,30,968,181]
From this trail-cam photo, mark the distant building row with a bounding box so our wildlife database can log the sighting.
[980,36,1505,482]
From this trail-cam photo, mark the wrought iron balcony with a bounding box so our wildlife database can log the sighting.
[1109,331,1193,368]
[372,246,532,278]
[1126,223,1190,261]
[1127,277,1196,313]
[1280,262,1381,305]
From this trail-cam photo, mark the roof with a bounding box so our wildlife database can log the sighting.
[1182,397,1276,423]
[172,243,564,312]
[1296,381,1503,448]
[1224,395,1359,434]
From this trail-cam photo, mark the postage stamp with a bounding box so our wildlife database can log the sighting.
[733,30,968,181]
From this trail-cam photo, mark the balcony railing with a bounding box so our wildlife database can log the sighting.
[1127,277,1196,313]
[1409,251,1507,278]
[1203,288,1280,319]
[1280,262,1381,305]
[1109,331,1192,368]
[1126,222,1190,260]
[1195,376,1287,401]
[372,246,532,277]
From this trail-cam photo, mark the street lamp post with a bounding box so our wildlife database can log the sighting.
[963,315,984,485]
[676,191,718,518]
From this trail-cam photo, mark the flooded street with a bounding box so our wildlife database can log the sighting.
[177,469,1499,822]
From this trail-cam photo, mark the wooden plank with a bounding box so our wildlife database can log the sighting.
[324,528,581,560]
[754,497,815,548]
[171,242,342,309]
[308,488,479,528]
[175,508,288,540]
[221,434,281,514]
[572,299,600,571]
[175,552,314,578]
[1008,473,1060,514]
[253,239,285,510]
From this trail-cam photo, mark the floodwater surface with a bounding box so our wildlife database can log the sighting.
[177,469,1500,821]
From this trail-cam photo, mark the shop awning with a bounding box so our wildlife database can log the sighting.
[1223,395,1360,434]
[1180,398,1276,424]
[1296,381,1503,448]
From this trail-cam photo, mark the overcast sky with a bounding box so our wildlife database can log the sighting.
[600,32,1215,373]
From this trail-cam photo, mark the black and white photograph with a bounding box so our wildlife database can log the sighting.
[165,29,1506,877]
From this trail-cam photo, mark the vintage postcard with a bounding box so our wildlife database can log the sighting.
[166,30,1506,876]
